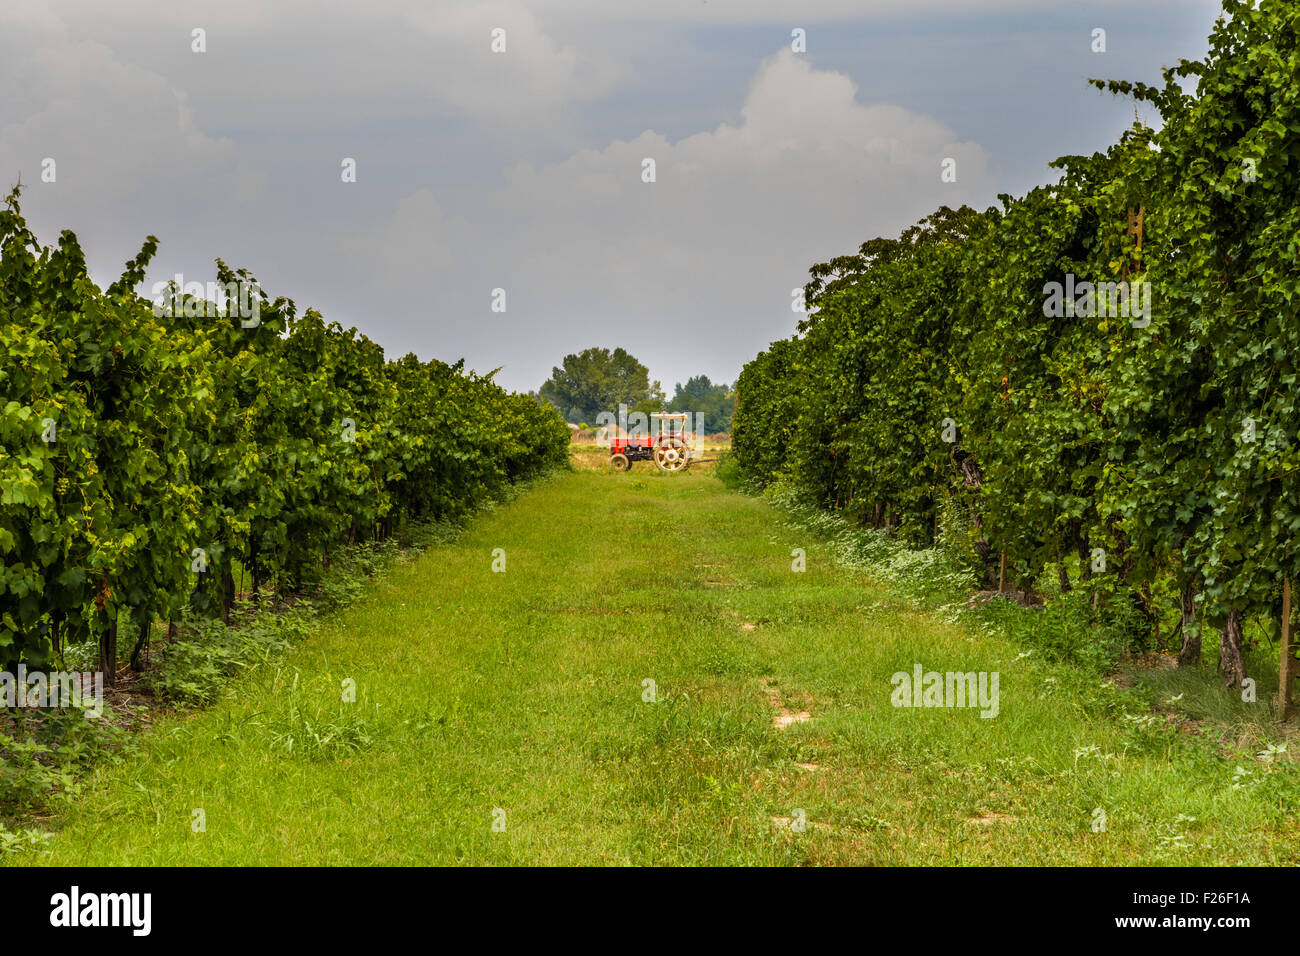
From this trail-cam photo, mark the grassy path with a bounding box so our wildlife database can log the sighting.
[15,459,1300,865]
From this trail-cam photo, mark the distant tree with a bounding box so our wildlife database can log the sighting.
[667,375,734,433]
[538,347,664,424]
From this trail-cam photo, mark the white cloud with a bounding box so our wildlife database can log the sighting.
[402,1,622,126]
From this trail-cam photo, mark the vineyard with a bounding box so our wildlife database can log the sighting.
[0,188,570,682]
[734,0,1300,701]
[4,0,1300,883]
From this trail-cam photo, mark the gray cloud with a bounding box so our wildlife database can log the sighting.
[0,0,1219,394]
[345,50,991,391]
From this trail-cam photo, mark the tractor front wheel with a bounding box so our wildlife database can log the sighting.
[611,453,631,472]
[653,437,690,473]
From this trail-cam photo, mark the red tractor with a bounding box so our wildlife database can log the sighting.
[610,412,694,472]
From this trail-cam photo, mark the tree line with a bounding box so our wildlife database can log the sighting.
[537,346,735,433]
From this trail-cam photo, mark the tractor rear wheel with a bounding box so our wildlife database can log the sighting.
[611,453,631,472]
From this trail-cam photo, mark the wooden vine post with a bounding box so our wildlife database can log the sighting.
[1279,577,1296,721]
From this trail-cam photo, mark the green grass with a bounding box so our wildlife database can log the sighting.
[8,462,1300,865]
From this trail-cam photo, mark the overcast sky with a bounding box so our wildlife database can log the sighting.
[1,0,1224,395]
